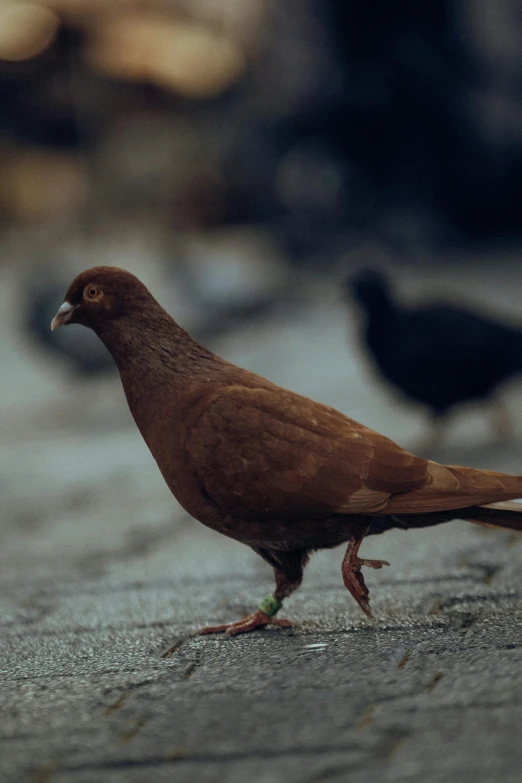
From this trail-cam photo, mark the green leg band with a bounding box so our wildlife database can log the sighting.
[258,594,282,617]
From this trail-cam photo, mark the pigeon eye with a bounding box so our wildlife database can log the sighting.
[84,284,102,301]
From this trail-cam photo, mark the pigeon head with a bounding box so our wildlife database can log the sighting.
[50,266,153,332]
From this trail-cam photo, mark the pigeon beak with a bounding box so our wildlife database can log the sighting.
[51,301,74,331]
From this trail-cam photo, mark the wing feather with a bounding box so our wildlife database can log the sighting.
[185,385,522,522]
[186,385,428,520]
[382,462,522,513]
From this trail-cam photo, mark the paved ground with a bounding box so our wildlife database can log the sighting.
[1,259,521,783]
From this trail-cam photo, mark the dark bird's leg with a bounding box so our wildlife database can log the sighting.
[491,398,514,441]
[416,411,448,456]
[341,532,389,617]
[195,549,309,636]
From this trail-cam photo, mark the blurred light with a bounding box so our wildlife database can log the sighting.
[182,0,266,45]
[85,12,245,97]
[0,2,59,61]
[0,150,88,220]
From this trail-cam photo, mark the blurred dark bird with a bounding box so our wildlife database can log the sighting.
[347,269,522,451]
[26,281,115,379]
[51,267,522,635]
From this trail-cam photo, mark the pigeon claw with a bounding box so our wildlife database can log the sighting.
[194,610,293,636]
[342,535,390,617]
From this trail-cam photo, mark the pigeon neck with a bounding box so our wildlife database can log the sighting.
[93,308,221,390]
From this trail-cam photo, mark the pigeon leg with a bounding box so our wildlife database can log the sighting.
[194,549,309,636]
[341,534,390,617]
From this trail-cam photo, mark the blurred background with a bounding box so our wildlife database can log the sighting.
[1,6,522,780]
[2,0,522,581]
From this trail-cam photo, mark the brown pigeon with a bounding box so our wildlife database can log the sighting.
[51,267,522,635]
